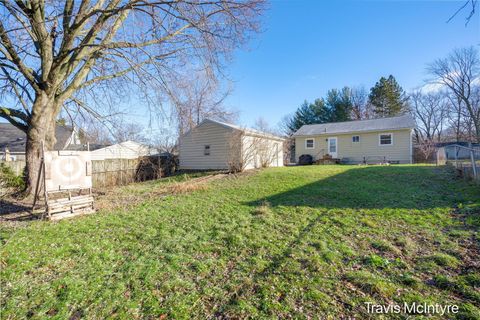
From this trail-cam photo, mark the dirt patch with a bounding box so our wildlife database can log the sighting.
[0,198,39,227]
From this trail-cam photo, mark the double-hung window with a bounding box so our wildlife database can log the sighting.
[305,139,314,149]
[379,133,393,146]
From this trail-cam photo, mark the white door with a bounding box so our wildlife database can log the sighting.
[328,137,338,158]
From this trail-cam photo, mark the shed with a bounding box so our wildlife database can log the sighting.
[179,119,285,170]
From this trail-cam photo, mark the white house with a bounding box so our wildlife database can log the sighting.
[179,119,285,170]
[90,140,158,161]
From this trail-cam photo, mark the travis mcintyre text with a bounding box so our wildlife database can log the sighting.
[365,302,459,316]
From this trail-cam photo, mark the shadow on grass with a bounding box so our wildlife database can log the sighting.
[245,165,466,210]
[214,165,479,316]
[0,199,39,222]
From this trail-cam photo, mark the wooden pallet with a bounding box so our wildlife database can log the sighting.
[31,142,96,221]
[33,190,95,220]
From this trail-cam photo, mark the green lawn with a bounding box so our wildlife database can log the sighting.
[1,165,479,319]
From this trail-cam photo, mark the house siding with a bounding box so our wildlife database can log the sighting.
[90,141,155,161]
[179,122,234,170]
[295,129,412,164]
[242,134,284,170]
[179,121,285,170]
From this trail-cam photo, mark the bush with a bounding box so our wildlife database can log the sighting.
[0,163,25,190]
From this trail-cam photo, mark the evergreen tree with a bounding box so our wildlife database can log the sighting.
[368,75,409,117]
[287,99,330,132]
[325,87,353,122]
[287,87,354,132]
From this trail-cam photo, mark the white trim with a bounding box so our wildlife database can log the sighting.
[352,135,360,143]
[305,138,315,149]
[327,137,338,158]
[378,133,393,146]
[409,129,413,164]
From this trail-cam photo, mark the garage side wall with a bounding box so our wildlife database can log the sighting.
[179,122,237,170]
[242,135,284,170]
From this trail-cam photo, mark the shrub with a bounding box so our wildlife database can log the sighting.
[0,163,25,191]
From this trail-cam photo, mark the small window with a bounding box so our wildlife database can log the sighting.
[305,139,314,149]
[379,133,392,146]
[352,135,360,143]
[204,145,210,155]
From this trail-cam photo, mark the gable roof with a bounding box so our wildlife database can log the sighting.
[0,123,76,152]
[187,119,285,141]
[292,114,415,137]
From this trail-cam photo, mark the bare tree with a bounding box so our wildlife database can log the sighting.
[227,126,282,172]
[447,0,478,25]
[111,121,146,144]
[350,86,372,120]
[0,0,264,192]
[172,73,238,135]
[227,129,249,172]
[428,47,480,142]
[446,92,464,142]
[410,90,448,142]
[253,117,274,134]
[417,138,437,162]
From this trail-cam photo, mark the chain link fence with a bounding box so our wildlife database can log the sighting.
[441,144,480,182]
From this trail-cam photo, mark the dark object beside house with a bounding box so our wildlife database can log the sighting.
[135,153,178,181]
[298,154,313,165]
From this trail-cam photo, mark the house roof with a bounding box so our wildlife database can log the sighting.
[0,123,75,152]
[65,143,109,151]
[292,114,415,137]
[200,119,286,141]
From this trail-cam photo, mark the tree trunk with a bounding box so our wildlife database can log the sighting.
[25,93,57,195]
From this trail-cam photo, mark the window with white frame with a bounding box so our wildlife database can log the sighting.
[204,145,210,155]
[352,135,360,143]
[305,139,314,149]
[379,133,392,145]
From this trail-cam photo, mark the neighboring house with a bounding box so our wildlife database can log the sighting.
[90,140,158,161]
[179,119,285,170]
[292,114,415,164]
[0,123,83,161]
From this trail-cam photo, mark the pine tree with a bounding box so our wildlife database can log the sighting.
[288,88,354,132]
[368,75,409,117]
[325,87,353,122]
[287,99,331,132]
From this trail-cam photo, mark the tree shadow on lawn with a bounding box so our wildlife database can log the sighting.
[0,199,39,222]
[214,210,364,317]
[246,165,473,210]
[214,166,479,316]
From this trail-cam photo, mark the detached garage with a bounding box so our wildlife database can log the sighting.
[179,119,285,171]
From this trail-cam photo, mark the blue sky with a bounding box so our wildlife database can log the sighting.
[224,0,479,128]
[1,1,478,134]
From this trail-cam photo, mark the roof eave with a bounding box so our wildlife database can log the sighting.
[292,126,415,137]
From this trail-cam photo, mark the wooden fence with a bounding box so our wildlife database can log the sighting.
[1,155,176,188]
[91,156,169,188]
